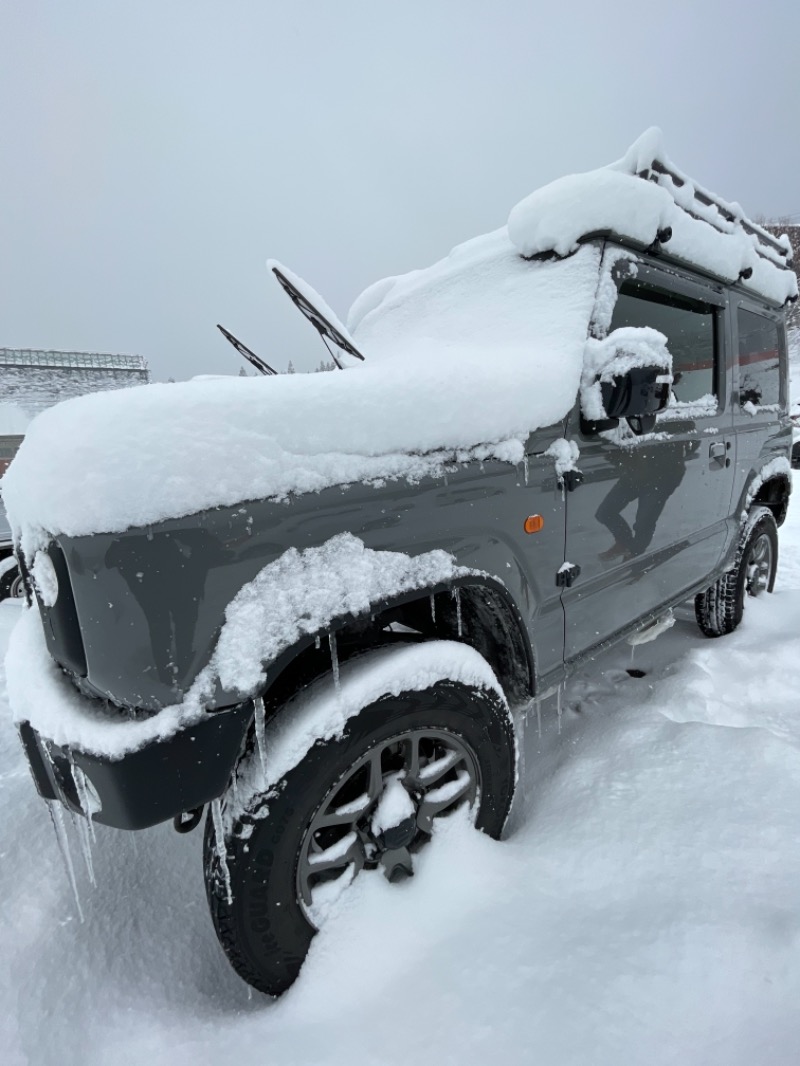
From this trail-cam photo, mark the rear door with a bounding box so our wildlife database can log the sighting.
[729,299,790,510]
[562,255,736,659]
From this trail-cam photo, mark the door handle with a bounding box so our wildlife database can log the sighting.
[709,442,725,459]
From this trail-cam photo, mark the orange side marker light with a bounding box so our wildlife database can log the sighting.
[524,514,544,534]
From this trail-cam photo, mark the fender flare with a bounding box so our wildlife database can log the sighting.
[252,573,535,713]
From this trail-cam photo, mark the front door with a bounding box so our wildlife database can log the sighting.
[562,255,736,659]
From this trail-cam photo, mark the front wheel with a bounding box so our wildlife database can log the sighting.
[694,506,778,638]
[204,671,516,997]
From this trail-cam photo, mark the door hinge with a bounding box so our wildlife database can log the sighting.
[556,562,581,588]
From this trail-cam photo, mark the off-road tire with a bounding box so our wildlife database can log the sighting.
[694,506,778,638]
[204,677,516,997]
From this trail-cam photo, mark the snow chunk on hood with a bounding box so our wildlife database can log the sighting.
[4,242,600,553]
[508,127,797,308]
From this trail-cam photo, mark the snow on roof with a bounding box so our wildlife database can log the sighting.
[508,127,797,308]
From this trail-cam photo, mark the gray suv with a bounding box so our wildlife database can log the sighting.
[5,139,796,996]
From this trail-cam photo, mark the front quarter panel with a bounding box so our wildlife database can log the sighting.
[57,430,568,711]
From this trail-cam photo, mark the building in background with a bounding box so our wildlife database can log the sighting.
[0,348,149,424]
[0,349,150,595]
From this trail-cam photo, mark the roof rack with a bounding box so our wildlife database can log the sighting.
[634,157,794,273]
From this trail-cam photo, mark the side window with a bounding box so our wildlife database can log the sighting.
[609,281,717,406]
[737,308,780,409]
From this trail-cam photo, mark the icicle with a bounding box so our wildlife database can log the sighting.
[430,594,436,624]
[72,765,97,843]
[70,808,96,887]
[315,634,321,650]
[536,697,542,740]
[47,800,84,922]
[453,587,463,637]
[211,798,233,905]
[523,454,529,486]
[556,684,563,735]
[630,644,636,667]
[329,631,340,692]
[253,696,268,784]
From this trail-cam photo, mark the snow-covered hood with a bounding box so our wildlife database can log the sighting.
[3,239,601,556]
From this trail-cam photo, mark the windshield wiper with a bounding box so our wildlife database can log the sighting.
[270,265,365,369]
[216,324,278,376]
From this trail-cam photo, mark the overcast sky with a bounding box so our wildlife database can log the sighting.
[1,0,798,380]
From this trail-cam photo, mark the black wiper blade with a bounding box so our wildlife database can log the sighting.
[216,324,278,376]
[270,265,365,368]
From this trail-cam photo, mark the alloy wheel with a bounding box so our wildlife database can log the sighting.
[296,727,480,927]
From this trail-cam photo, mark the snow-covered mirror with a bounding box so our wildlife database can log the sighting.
[581,326,672,433]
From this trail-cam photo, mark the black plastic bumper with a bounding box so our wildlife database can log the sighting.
[18,701,253,830]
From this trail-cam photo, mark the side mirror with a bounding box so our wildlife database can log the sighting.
[601,366,671,419]
[581,328,672,436]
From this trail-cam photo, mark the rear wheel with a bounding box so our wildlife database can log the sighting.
[204,673,516,997]
[695,506,778,638]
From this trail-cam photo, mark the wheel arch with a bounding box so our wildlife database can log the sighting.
[256,575,535,723]
[749,474,791,527]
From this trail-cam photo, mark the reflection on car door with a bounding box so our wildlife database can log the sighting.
[562,255,736,659]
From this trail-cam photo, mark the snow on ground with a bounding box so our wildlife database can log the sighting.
[2,480,800,1065]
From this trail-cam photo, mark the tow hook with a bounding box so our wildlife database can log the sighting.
[174,806,204,833]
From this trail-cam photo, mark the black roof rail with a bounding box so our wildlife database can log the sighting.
[635,158,794,271]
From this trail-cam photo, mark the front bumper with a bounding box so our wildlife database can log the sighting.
[18,701,253,830]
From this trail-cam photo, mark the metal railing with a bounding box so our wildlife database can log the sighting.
[0,348,148,372]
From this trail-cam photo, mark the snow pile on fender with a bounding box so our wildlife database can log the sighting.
[211,533,476,696]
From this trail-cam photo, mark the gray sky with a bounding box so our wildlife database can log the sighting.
[1,0,798,380]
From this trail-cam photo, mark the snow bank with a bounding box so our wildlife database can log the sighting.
[3,243,600,555]
[508,127,798,308]
[4,535,476,756]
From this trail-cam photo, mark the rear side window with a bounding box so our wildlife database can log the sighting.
[737,308,781,409]
[610,282,717,405]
